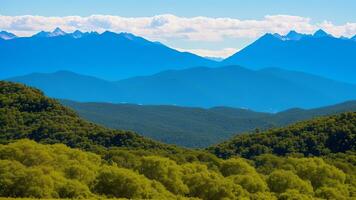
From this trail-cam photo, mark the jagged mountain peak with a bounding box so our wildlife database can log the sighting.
[269,30,310,41]
[267,29,335,41]
[71,30,84,38]
[313,29,332,38]
[53,27,66,35]
[32,27,67,38]
[118,32,137,39]
[285,30,307,40]
[0,30,17,40]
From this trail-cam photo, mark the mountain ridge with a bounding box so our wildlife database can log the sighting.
[222,29,356,83]
[8,66,356,111]
[0,29,216,80]
[2,28,356,83]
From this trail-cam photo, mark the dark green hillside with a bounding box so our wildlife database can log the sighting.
[0,81,181,153]
[61,100,273,147]
[0,81,225,165]
[209,112,356,159]
[61,99,356,148]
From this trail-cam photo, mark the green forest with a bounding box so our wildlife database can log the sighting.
[0,81,355,200]
[61,99,356,148]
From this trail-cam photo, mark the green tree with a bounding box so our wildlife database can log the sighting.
[315,186,348,200]
[182,163,247,200]
[137,156,189,195]
[93,165,174,199]
[0,160,54,198]
[288,157,346,189]
[279,189,315,200]
[220,157,256,176]
[266,170,313,194]
[229,174,268,193]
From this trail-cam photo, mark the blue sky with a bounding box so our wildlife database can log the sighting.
[1,0,356,57]
[2,0,355,23]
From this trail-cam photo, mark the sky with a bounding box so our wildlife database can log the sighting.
[1,0,356,58]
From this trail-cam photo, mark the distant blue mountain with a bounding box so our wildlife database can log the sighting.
[9,71,121,102]
[8,66,356,112]
[0,31,17,40]
[32,27,68,38]
[0,28,215,80]
[223,30,356,84]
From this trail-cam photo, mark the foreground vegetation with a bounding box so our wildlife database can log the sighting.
[0,81,355,199]
[2,139,355,199]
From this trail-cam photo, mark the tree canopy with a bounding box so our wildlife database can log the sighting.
[209,112,356,159]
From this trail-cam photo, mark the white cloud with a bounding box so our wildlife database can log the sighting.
[318,21,356,37]
[176,47,239,58]
[1,14,356,42]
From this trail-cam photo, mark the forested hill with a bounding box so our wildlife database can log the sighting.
[209,112,356,159]
[0,81,179,153]
[61,99,356,148]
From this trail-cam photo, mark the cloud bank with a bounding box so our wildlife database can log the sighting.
[1,14,356,40]
[1,14,356,57]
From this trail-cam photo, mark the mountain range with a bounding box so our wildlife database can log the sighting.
[2,28,356,112]
[61,99,356,147]
[8,66,356,112]
[1,28,356,84]
[223,30,356,84]
[0,28,215,80]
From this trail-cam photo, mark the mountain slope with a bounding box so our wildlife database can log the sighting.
[208,112,356,159]
[0,81,176,152]
[61,99,356,147]
[8,66,356,112]
[0,29,215,80]
[8,71,123,102]
[112,66,356,111]
[223,30,356,83]
[259,68,356,99]
[61,100,272,147]
[0,80,224,164]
